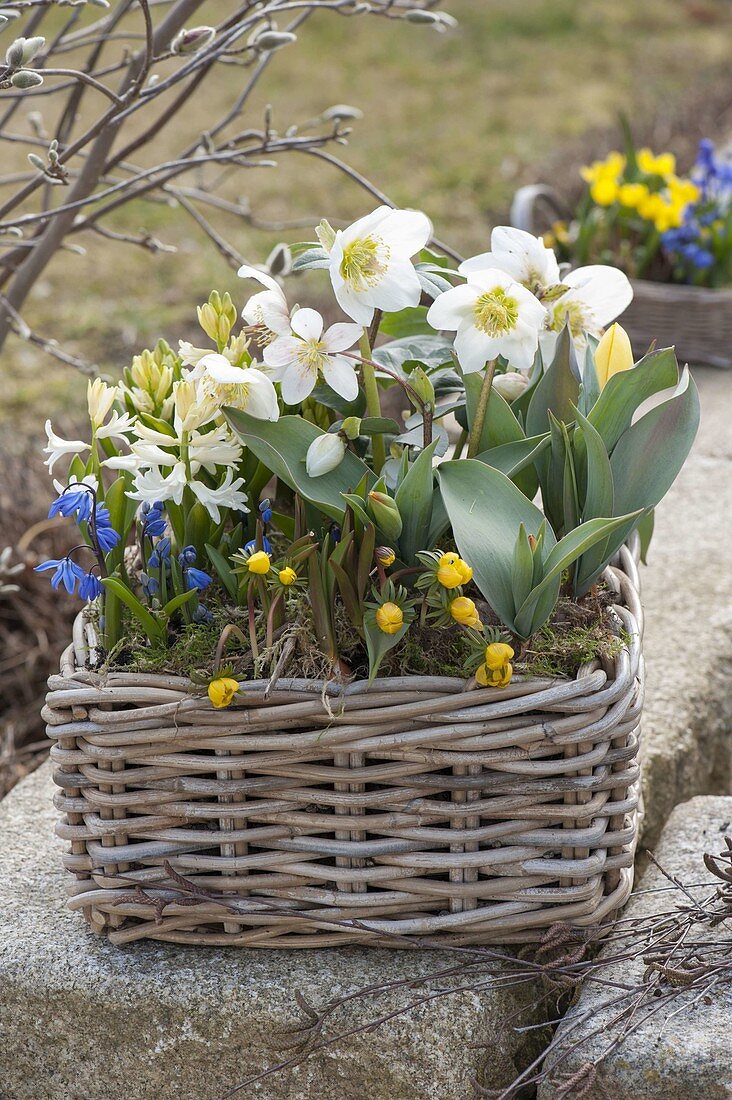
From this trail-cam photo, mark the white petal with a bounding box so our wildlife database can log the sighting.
[426,284,476,331]
[339,206,393,246]
[563,265,633,327]
[280,361,317,405]
[459,251,498,275]
[465,267,515,293]
[454,323,495,374]
[332,280,375,326]
[290,307,324,342]
[237,263,281,294]
[242,372,280,421]
[322,322,362,354]
[378,208,432,256]
[198,352,241,383]
[263,335,301,369]
[368,261,423,313]
[491,226,561,286]
[321,355,359,401]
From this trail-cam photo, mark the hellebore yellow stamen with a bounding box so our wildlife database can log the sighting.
[208,677,239,709]
[436,552,473,589]
[449,596,482,628]
[594,323,634,390]
[278,566,297,586]
[375,601,403,635]
[485,642,515,669]
[473,287,519,336]
[375,546,396,567]
[247,550,271,575]
[340,235,389,291]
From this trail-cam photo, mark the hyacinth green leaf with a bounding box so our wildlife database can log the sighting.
[225,410,375,521]
[474,433,549,497]
[511,524,535,613]
[588,346,680,452]
[610,367,700,515]
[437,459,554,632]
[525,325,580,437]
[205,544,238,600]
[100,577,165,644]
[162,589,199,618]
[363,611,410,684]
[394,438,440,564]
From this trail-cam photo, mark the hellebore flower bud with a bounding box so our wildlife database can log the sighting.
[367,491,403,540]
[306,432,346,478]
[492,372,530,402]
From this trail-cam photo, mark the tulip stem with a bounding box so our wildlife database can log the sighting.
[467,359,497,459]
[359,328,386,473]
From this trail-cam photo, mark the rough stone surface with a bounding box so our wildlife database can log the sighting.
[639,367,732,845]
[538,795,732,1099]
[0,763,545,1100]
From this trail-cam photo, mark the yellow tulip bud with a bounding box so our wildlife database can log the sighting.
[208,677,239,708]
[375,546,396,567]
[375,601,404,635]
[449,596,482,628]
[247,550,271,575]
[485,642,515,670]
[436,553,472,589]
[594,323,634,391]
[278,566,297,586]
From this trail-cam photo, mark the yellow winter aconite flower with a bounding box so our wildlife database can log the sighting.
[594,323,634,390]
[485,642,515,669]
[476,642,515,689]
[375,601,404,635]
[617,182,649,210]
[637,147,676,177]
[590,178,619,207]
[208,677,239,709]
[247,550,271,575]
[375,546,396,567]
[278,566,297,586]
[449,596,482,628]
[436,552,473,589]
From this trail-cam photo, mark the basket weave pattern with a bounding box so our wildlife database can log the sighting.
[621,279,732,370]
[44,545,644,948]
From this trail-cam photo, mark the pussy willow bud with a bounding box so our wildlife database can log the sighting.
[321,104,363,122]
[367,491,403,540]
[252,30,297,52]
[5,35,44,67]
[341,416,362,441]
[408,365,435,408]
[27,152,45,171]
[171,26,216,55]
[10,69,43,89]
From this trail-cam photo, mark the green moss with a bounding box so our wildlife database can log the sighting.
[517,611,630,680]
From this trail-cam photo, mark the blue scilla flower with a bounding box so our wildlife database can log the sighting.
[193,604,214,624]
[93,505,120,553]
[140,571,159,599]
[144,510,166,538]
[259,498,273,525]
[78,571,103,601]
[148,537,171,570]
[34,556,86,595]
[243,535,272,556]
[49,486,94,525]
[186,566,212,592]
[178,545,198,566]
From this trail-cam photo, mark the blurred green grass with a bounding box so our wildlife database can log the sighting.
[2,0,731,429]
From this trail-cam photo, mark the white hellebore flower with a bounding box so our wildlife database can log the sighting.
[322,205,432,326]
[264,307,361,405]
[427,268,546,374]
[190,354,279,421]
[306,432,346,478]
[459,226,561,292]
[43,420,89,474]
[543,265,633,356]
[237,264,291,343]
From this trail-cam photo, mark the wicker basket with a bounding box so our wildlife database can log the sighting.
[511,184,732,368]
[44,542,644,948]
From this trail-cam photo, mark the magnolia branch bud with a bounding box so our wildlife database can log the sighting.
[171,26,216,56]
[5,35,44,67]
[10,70,44,89]
[252,30,297,53]
[322,104,363,123]
[404,11,457,30]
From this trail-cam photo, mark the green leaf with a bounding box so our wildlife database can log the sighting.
[378,306,431,339]
[100,577,164,644]
[363,611,410,684]
[511,524,535,611]
[463,372,526,454]
[373,335,453,375]
[637,508,655,564]
[205,543,238,600]
[358,416,401,436]
[437,459,554,632]
[162,589,199,617]
[225,410,375,521]
[588,346,680,452]
[526,325,580,437]
[574,405,614,521]
[610,367,700,515]
[184,501,212,563]
[270,510,295,541]
[395,439,440,564]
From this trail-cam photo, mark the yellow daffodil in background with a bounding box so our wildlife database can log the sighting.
[436,552,473,589]
[208,677,239,708]
[449,596,482,629]
[476,642,514,688]
[581,151,626,207]
[375,601,404,634]
[594,323,634,390]
[247,550,271,575]
[278,565,297,586]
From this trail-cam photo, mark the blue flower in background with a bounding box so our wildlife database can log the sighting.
[193,604,213,623]
[243,535,272,555]
[34,556,86,595]
[94,505,120,552]
[141,500,166,537]
[186,566,212,591]
[178,545,198,566]
[140,571,159,599]
[48,485,94,524]
[148,537,171,570]
[259,498,273,525]
[78,571,103,601]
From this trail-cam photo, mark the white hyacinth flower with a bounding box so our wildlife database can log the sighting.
[305,432,346,478]
[87,379,118,428]
[237,264,291,344]
[459,226,561,292]
[43,420,89,474]
[129,462,188,506]
[427,267,547,374]
[263,307,362,405]
[190,353,279,421]
[322,205,432,326]
[190,468,249,521]
[542,265,633,357]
